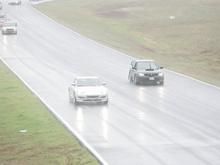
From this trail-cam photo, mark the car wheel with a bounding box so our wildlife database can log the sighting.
[73,95,79,105]
[68,88,74,103]
[74,99,79,105]
[160,81,164,86]
[134,76,139,85]
[69,97,74,103]
[69,93,74,103]
[128,74,133,83]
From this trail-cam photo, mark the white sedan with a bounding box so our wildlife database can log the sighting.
[68,77,108,105]
[1,21,17,35]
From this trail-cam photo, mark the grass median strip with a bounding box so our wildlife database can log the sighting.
[0,60,99,165]
[35,0,220,87]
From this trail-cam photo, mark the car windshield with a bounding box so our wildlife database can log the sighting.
[4,22,17,27]
[136,61,159,70]
[76,78,102,86]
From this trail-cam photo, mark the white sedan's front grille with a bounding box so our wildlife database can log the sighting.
[87,95,99,99]
[6,29,15,32]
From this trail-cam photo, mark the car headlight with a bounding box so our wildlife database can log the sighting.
[158,72,164,76]
[138,73,144,76]
[100,92,107,97]
[78,96,85,99]
[76,92,86,97]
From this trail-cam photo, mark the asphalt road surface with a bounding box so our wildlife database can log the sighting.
[1,1,220,165]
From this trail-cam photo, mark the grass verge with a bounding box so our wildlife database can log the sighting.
[35,0,220,87]
[0,60,99,165]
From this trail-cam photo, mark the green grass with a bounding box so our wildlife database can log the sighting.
[35,0,220,86]
[0,60,99,165]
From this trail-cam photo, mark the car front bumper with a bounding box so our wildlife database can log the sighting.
[2,29,17,34]
[75,96,108,103]
[136,75,164,84]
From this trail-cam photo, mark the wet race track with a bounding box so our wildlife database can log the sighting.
[1,1,220,164]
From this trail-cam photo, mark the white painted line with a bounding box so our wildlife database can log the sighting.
[0,59,108,165]
[30,4,220,90]
[30,0,53,5]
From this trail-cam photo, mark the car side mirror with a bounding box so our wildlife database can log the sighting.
[160,66,164,69]
[131,61,135,68]
[71,83,76,86]
[102,82,107,86]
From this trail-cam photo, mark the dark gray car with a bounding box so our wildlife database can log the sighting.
[128,60,164,85]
